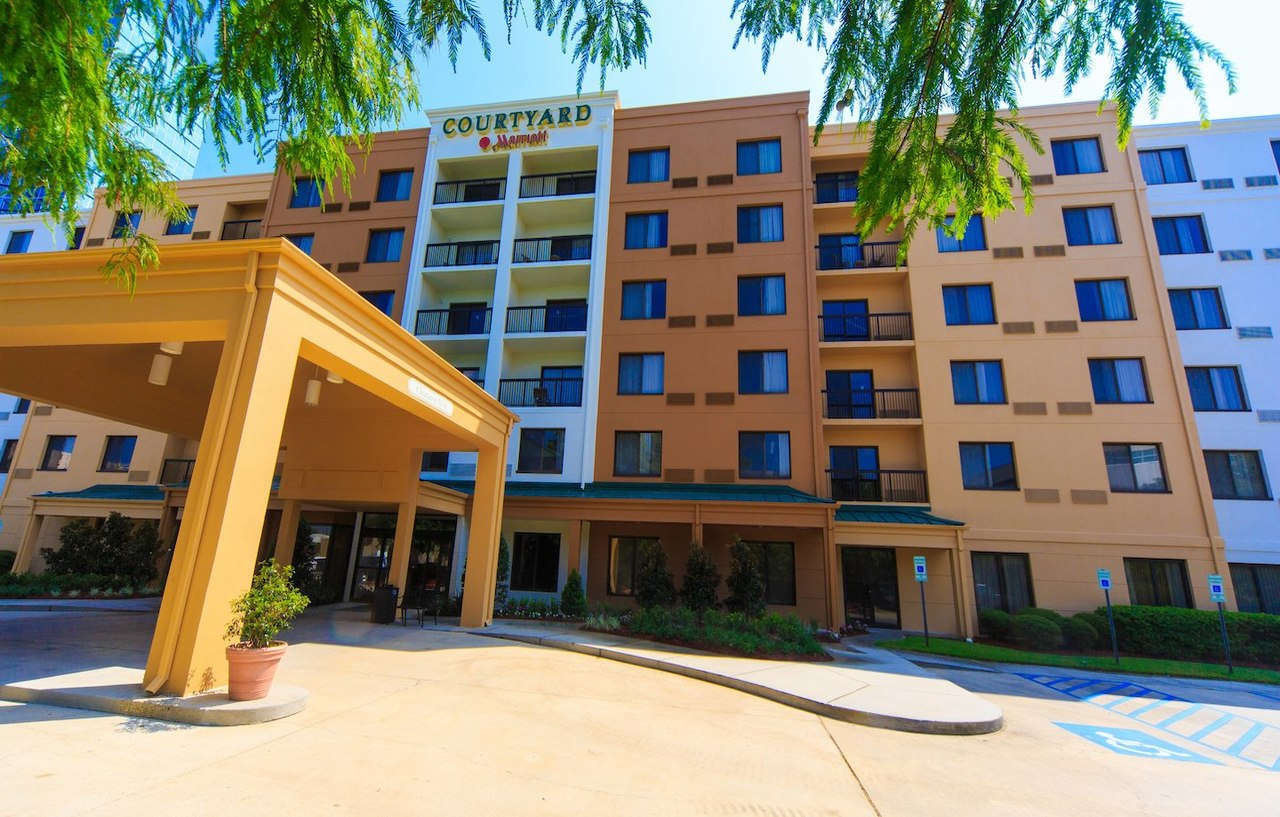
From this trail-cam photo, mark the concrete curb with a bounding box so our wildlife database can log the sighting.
[0,679,308,727]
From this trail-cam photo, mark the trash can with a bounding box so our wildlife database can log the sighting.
[371,585,398,624]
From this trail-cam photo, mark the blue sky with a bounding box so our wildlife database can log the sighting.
[196,0,1267,177]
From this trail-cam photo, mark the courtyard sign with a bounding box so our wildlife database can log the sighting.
[441,103,592,139]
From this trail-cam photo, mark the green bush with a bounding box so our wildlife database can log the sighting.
[0,572,142,597]
[0,550,15,574]
[585,611,621,632]
[1103,605,1280,665]
[634,539,676,609]
[1011,613,1062,651]
[978,608,1012,641]
[1062,615,1098,650]
[627,605,825,657]
[225,560,309,648]
[40,512,161,584]
[493,537,511,613]
[725,538,766,617]
[560,569,587,617]
[1018,606,1067,625]
[1077,611,1110,641]
[680,544,721,613]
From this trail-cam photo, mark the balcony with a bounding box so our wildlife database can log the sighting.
[161,458,195,485]
[512,235,591,264]
[424,240,500,268]
[498,377,584,407]
[829,470,928,503]
[414,307,492,336]
[822,389,921,420]
[220,219,262,241]
[819,312,913,342]
[817,240,901,270]
[505,303,587,334]
[519,171,596,199]
[434,177,506,204]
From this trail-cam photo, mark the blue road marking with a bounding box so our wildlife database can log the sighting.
[1084,682,1137,703]
[1055,723,1219,764]
[1127,694,1178,717]
[1156,704,1203,728]
[1188,713,1235,741]
[1227,723,1266,756]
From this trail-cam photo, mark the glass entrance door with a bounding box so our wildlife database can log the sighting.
[350,512,397,602]
[841,546,900,628]
[406,516,457,596]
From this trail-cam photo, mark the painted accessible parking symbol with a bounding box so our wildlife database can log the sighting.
[1055,723,1220,764]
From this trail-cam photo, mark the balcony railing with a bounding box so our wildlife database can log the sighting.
[829,470,928,503]
[220,219,262,240]
[161,458,196,485]
[433,177,506,204]
[497,377,584,407]
[424,240,500,267]
[519,171,596,199]
[819,312,913,342]
[817,240,901,270]
[414,307,492,336]
[822,389,921,419]
[505,303,588,333]
[512,235,592,263]
[814,173,858,204]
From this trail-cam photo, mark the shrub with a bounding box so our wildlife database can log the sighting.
[0,550,15,574]
[225,560,309,648]
[680,544,721,613]
[725,539,766,618]
[1011,613,1062,651]
[41,512,161,584]
[585,612,621,632]
[627,605,825,658]
[1018,606,1067,626]
[1103,605,1280,666]
[560,569,587,617]
[634,540,676,609]
[1062,615,1098,650]
[978,608,1013,641]
[1078,611,1110,641]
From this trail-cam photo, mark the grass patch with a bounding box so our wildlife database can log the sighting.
[881,636,1280,685]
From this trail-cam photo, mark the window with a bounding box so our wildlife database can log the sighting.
[738,351,788,394]
[1231,563,1280,614]
[739,432,791,479]
[825,371,873,420]
[737,275,786,316]
[1204,450,1270,500]
[942,284,996,325]
[539,365,583,406]
[1274,140,1280,173]
[1104,443,1168,493]
[1168,288,1227,330]
[608,536,658,595]
[365,228,404,263]
[1088,358,1150,403]
[737,205,784,243]
[289,178,322,208]
[0,439,16,473]
[286,233,314,254]
[1153,215,1210,255]
[815,171,858,203]
[40,435,75,471]
[737,139,782,175]
[165,206,197,236]
[421,451,449,472]
[6,230,33,254]
[13,398,29,414]
[1075,279,1133,321]
[70,226,85,249]
[360,290,396,316]
[98,435,137,473]
[614,431,662,477]
[1186,367,1248,411]
[618,353,664,395]
[1062,206,1119,245]
[959,442,1017,490]
[621,280,665,319]
[624,212,668,249]
[1138,147,1193,185]
[742,541,796,605]
[935,214,986,253]
[951,361,1006,404]
[1124,558,1192,608]
[971,552,1034,613]
[516,428,565,474]
[627,148,669,183]
[111,211,141,238]
[376,169,413,202]
[457,366,482,384]
[1051,137,1105,175]
[817,233,861,269]
[510,532,560,592]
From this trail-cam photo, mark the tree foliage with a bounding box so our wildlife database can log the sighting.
[633,539,676,609]
[725,538,766,618]
[41,512,162,584]
[680,543,721,613]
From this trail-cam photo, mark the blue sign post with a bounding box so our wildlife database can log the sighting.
[1098,568,1119,664]
[1208,574,1232,675]
[913,556,929,645]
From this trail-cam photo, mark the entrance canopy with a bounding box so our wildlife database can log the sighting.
[0,240,515,695]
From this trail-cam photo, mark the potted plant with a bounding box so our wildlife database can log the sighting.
[224,559,309,701]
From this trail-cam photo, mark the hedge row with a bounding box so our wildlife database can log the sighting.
[0,572,154,598]
[1104,605,1280,666]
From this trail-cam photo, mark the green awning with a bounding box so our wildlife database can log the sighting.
[834,504,964,526]
[429,480,833,505]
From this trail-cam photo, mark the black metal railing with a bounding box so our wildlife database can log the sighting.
[519,171,596,198]
[829,469,929,503]
[817,240,901,270]
[818,312,913,342]
[161,458,196,485]
[414,307,492,336]
[433,177,506,204]
[220,219,262,240]
[814,173,859,204]
[424,240,500,267]
[512,234,592,263]
[505,303,588,333]
[822,389,921,419]
[497,377,584,407]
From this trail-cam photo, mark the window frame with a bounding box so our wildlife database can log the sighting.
[958,442,1019,491]
[1062,205,1120,246]
[1203,450,1271,500]
[4,230,33,254]
[0,438,17,474]
[285,233,315,254]
[516,428,566,475]
[1152,215,1212,255]
[623,212,669,249]
[1230,563,1280,614]
[737,274,787,317]
[375,169,414,202]
[39,434,76,472]
[1137,147,1195,185]
[1185,366,1249,412]
[950,360,1007,405]
[1123,557,1194,608]
[1088,358,1152,404]
[971,551,1036,614]
[617,353,664,395]
[164,206,198,236]
[942,284,996,326]
[935,214,987,253]
[1050,137,1106,175]
[626,148,670,184]
[98,435,137,473]
[607,535,658,596]
[359,290,396,316]
[111,211,141,238]
[1168,287,1229,330]
[738,431,792,480]
[736,138,783,176]
[620,279,666,320]
[364,228,404,263]
[420,451,449,473]
[288,177,323,209]
[613,430,663,477]
[1074,278,1135,322]
[737,204,785,244]
[1102,443,1170,494]
[737,350,789,395]
[741,540,797,606]
[509,531,561,593]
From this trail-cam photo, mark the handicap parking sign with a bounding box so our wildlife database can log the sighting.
[1208,574,1226,603]
[913,556,927,582]
[1055,723,1218,764]
[1097,568,1111,590]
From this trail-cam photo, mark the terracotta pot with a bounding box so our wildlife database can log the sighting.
[225,642,287,701]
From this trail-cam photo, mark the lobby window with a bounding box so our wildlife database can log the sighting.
[624,212,668,249]
[1231,563,1280,614]
[70,226,85,249]
[608,536,658,595]
[614,431,662,477]
[959,442,1017,490]
[1104,443,1168,493]
[111,210,141,238]
[286,233,314,254]
[5,230,32,254]
[1051,137,1105,175]
[1204,450,1270,500]
[98,435,137,473]
[376,169,413,202]
[935,214,986,253]
[951,361,1005,404]
[1124,558,1192,608]
[742,541,796,605]
[621,280,665,319]
[739,432,791,479]
[627,148,669,184]
[1153,215,1210,255]
[40,435,75,471]
[1138,147,1194,185]
[365,228,404,263]
[289,177,322,208]
[360,290,396,316]
[1168,288,1228,330]
[1075,279,1133,321]
[421,451,449,473]
[738,351,788,394]
[737,138,782,175]
[1186,367,1248,412]
[737,205,784,243]
[1062,206,1119,245]
[164,206,198,236]
[971,552,1034,614]
[618,353,664,395]
[516,428,565,474]
[1088,358,1150,403]
[942,284,996,325]
[738,274,786,316]
[0,439,16,474]
[510,532,560,593]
